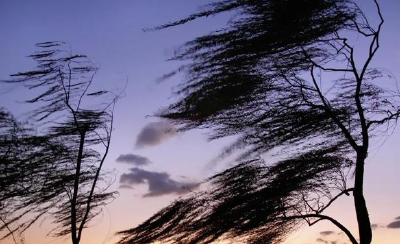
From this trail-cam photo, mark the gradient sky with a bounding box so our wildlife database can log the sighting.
[0,1,399,244]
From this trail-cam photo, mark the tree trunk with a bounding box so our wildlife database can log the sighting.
[71,131,86,244]
[354,152,372,244]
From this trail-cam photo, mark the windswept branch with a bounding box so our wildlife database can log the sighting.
[282,214,358,244]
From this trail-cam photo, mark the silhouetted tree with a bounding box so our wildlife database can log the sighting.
[0,42,121,244]
[0,108,82,243]
[118,1,399,244]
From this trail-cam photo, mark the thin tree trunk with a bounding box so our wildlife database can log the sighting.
[71,131,86,244]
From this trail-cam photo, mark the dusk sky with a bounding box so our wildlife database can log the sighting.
[0,1,400,244]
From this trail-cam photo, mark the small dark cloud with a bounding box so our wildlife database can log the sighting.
[387,220,400,229]
[116,154,152,166]
[320,231,335,236]
[316,238,328,244]
[135,122,177,148]
[395,216,400,220]
[120,167,199,197]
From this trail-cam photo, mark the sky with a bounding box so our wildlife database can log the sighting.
[0,0,400,244]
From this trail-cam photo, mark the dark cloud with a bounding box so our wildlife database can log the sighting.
[320,231,335,236]
[116,154,152,166]
[135,122,177,148]
[387,220,400,229]
[120,167,199,197]
[396,216,400,220]
[316,238,328,244]
[119,184,134,190]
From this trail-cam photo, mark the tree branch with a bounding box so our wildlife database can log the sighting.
[310,66,359,151]
[282,214,358,244]
[317,188,354,214]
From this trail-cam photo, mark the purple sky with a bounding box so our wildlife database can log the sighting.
[0,1,400,243]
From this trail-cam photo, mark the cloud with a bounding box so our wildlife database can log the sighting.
[371,223,385,230]
[116,154,152,166]
[396,216,400,220]
[135,122,177,148]
[316,238,328,244]
[320,231,335,236]
[119,184,134,190]
[387,220,400,229]
[120,167,199,197]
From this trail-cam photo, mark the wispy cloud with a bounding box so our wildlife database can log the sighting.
[317,231,339,244]
[116,154,152,166]
[316,238,328,244]
[371,223,385,230]
[320,231,335,236]
[135,122,177,148]
[120,167,199,197]
[119,184,134,190]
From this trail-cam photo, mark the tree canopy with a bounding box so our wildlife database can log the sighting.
[0,107,86,242]
[118,1,399,244]
[1,42,120,244]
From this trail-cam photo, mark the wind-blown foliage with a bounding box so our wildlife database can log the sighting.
[154,0,361,162]
[1,42,120,244]
[118,148,353,244]
[0,108,77,242]
[119,0,400,244]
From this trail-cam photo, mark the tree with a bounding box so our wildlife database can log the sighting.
[0,42,121,244]
[118,1,399,244]
[0,107,76,243]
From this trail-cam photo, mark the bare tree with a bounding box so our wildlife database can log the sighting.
[1,42,122,244]
[118,1,399,244]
